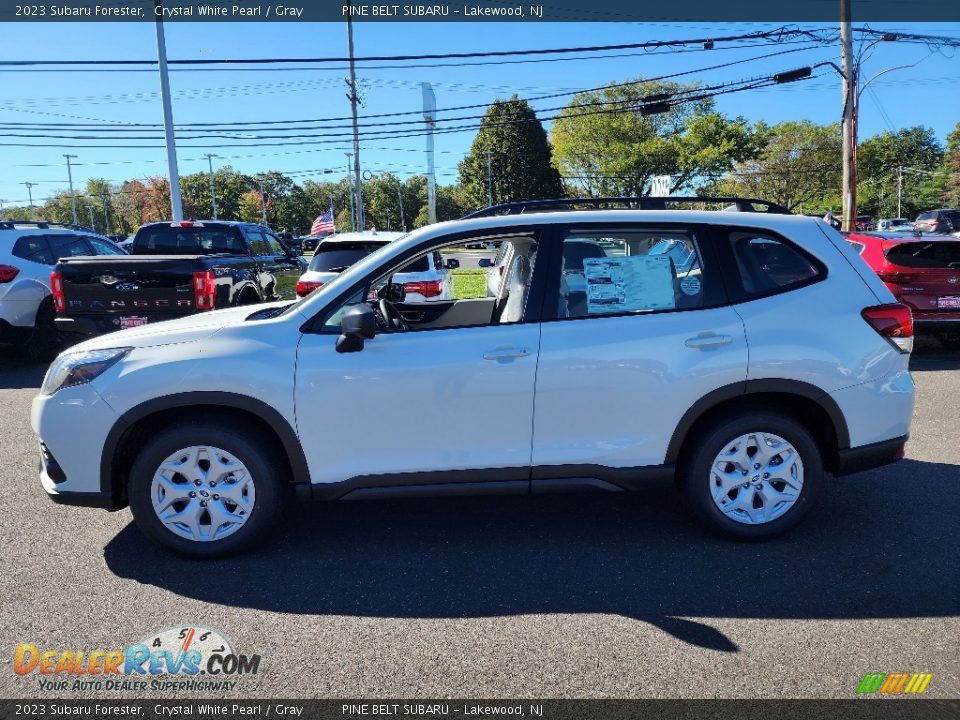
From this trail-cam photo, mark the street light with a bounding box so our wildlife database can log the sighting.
[22,182,36,220]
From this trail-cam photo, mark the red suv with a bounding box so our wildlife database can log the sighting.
[846,231,960,348]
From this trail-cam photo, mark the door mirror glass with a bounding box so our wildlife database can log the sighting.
[445,258,460,270]
[478,258,493,268]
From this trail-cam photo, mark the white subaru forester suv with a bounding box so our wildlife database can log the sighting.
[33,199,915,556]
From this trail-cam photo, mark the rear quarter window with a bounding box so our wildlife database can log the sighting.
[725,230,824,300]
[12,235,54,265]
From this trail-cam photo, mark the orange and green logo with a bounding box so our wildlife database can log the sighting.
[856,672,933,695]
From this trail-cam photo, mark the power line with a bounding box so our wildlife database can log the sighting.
[0,29,816,67]
[0,46,827,137]
[0,71,810,145]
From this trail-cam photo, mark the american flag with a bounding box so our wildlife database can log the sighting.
[310,210,335,236]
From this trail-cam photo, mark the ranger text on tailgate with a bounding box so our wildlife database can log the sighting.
[52,221,306,336]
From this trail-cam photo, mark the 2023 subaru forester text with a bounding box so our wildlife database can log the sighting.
[32,207,915,556]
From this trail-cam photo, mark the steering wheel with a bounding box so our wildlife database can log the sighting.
[377,298,409,331]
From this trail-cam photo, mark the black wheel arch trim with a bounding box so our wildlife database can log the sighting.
[100,391,312,498]
[664,379,850,465]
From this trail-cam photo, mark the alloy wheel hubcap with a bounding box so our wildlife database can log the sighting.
[150,445,255,542]
[709,432,803,525]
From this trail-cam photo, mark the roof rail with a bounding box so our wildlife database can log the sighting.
[462,196,792,219]
[0,220,95,231]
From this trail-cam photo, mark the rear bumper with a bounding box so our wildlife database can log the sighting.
[56,313,191,337]
[914,315,960,329]
[834,435,908,476]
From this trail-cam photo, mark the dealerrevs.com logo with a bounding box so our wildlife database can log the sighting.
[14,626,261,693]
[856,672,934,695]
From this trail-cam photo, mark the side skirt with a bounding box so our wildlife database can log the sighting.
[304,464,676,501]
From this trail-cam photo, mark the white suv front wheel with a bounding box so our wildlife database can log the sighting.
[681,412,823,540]
[127,422,287,556]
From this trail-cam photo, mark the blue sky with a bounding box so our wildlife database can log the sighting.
[1,20,958,209]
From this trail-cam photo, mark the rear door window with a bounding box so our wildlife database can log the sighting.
[242,229,271,257]
[48,234,94,261]
[886,241,960,269]
[12,235,54,265]
[551,227,715,318]
[725,230,823,298]
[85,237,125,255]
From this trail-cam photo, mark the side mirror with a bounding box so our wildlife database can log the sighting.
[336,305,376,353]
[478,258,493,268]
[445,258,460,270]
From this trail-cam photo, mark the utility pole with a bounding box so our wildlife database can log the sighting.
[840,0,856,232]
[154,0,183,222]
[100,192,112,234]
[487,147,494,206]
[86,206,96,231]
[255,176,268,224]
[396,183,406,232]
[23,182,36,219]
[897,166,904,218]
[422,82,437,224]
[64,154,78,225]
[345,154,355,232]
[204,153,218,219]
[345,6,364,231]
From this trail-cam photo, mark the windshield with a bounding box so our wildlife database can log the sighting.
[308,241,387,272]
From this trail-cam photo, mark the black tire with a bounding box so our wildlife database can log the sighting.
[23,299,60,362]
[127,421,289,557]
[680,411,823,540]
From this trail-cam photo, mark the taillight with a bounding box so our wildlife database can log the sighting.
[50,271,65,312]
[193,270,217,310]
[862,303,913,353]
[402,279,442,298]
[877,271,917,284]
[295,279,323,297]
[0,264,19,283]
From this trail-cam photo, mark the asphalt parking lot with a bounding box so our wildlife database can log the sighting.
[0,338,957,699]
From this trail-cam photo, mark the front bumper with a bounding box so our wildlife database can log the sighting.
[32,383,123,510]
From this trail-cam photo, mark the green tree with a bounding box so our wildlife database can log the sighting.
[551,77,757,197]
[936,121,960,207]
[413,184,469,228]
[458,96,563,210]
[858,126,943,218]
[710,121,841,213]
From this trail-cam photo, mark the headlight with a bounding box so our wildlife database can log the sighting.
[41,347,132,396]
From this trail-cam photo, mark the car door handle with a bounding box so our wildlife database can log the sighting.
[684,333,732,349]
[483,347,530,361]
